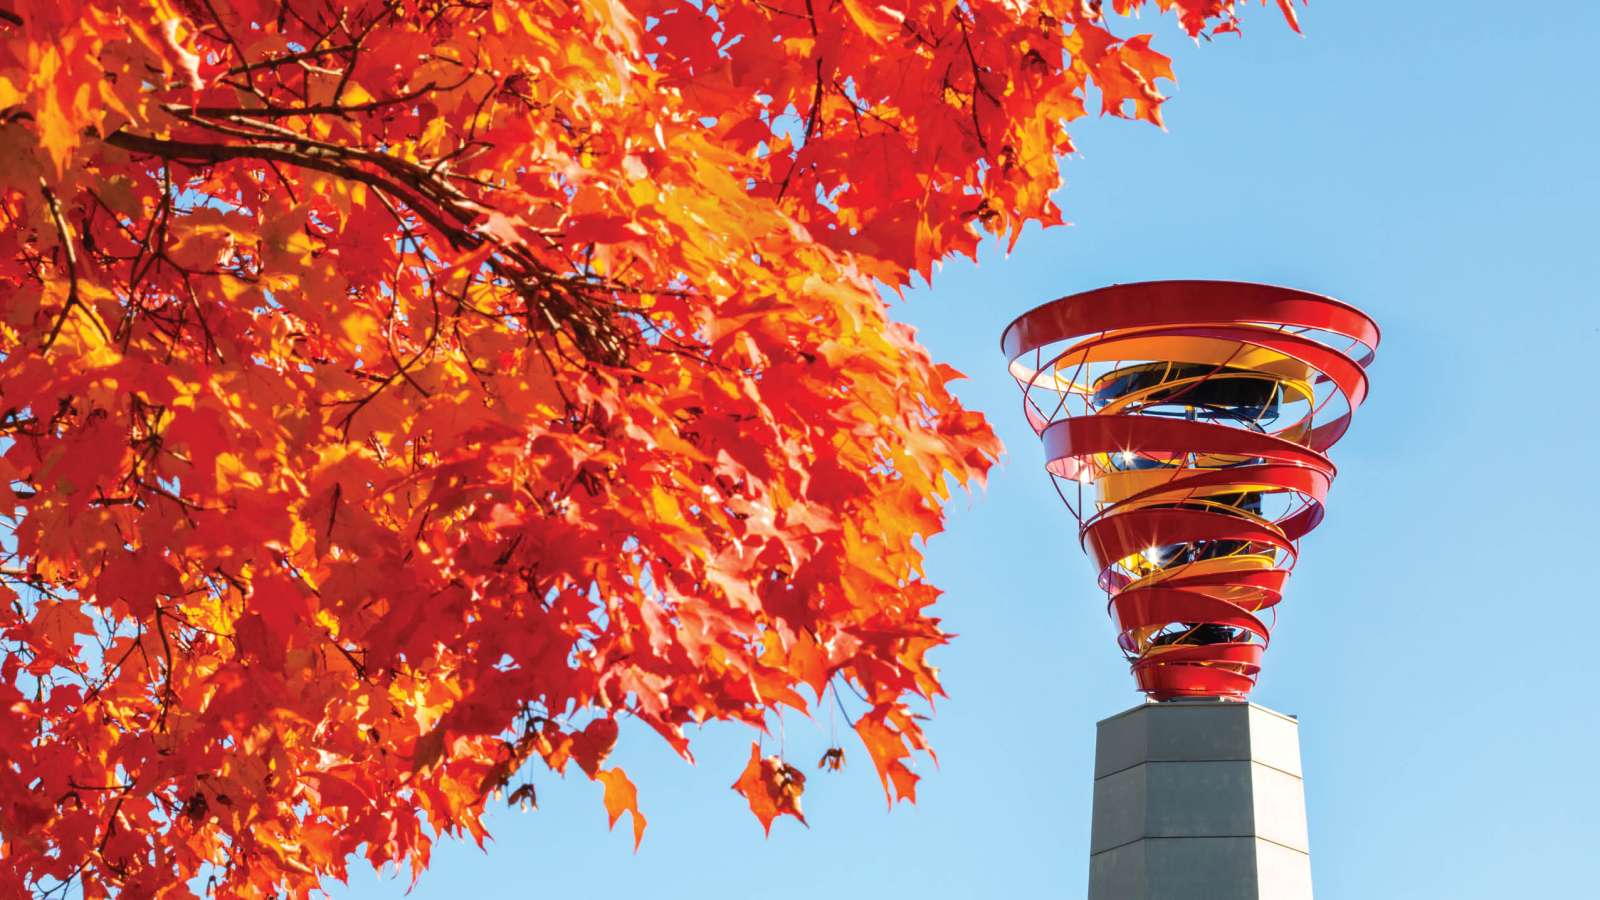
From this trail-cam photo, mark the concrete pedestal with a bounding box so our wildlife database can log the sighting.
[1088,700,1312,900]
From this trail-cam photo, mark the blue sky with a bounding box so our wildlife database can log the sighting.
[340,5,1599,898]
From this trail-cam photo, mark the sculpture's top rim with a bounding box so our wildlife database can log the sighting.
[998,279,1381,365]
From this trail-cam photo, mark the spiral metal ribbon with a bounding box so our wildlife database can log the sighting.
[1001,281,1378,700]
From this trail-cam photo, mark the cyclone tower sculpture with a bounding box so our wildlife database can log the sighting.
[1001,281,1378,701]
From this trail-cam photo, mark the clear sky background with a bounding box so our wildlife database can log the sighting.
[340,4,1600,898]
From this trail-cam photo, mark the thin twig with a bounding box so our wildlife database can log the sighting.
[38,180,111,350]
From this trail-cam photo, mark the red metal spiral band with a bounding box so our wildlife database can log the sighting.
[1002,281,1378,701]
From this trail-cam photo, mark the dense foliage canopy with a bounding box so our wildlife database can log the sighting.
[0,0,1291,895]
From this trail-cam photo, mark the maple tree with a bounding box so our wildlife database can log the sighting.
[0,0,1295,895]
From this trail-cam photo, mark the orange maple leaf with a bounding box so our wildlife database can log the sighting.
[596,768,648,850]
[732,742,808,834]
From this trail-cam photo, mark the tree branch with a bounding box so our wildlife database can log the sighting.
[102,126,632,364]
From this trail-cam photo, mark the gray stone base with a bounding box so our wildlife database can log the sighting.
[1088,700,1312,900]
